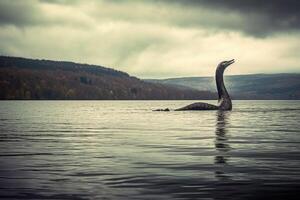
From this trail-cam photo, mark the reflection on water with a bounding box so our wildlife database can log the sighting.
[215,111,230,180]
[0,100,300,199]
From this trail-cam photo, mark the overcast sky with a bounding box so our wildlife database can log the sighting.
[1,0,300,78]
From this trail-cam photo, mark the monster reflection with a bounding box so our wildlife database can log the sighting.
[215,111,231,179]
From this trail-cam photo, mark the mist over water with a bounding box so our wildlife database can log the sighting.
[0,101,300,199]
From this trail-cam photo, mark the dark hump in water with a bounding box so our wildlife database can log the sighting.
[175,102,218,111]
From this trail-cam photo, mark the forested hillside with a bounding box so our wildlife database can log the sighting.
[146,74,300,100]
[0,56,216,100]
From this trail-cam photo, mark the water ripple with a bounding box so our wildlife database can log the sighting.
[0,100,299,199]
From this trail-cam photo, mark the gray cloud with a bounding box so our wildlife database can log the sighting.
[1,0,300,36]
[0,0,41,26]
[0,0,299,78]
[155,0,300,37]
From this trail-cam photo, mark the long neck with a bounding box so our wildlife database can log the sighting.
[215,67,229,101]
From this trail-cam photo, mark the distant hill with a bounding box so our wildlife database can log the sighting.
[146,74,300,100]
[0,56,216,100]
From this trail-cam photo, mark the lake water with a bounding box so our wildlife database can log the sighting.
[0,100,300,199]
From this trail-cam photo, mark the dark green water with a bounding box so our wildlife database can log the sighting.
[0,101,299,199]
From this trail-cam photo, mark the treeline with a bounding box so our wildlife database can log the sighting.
[147,74,300,100]
[0,56,216,100]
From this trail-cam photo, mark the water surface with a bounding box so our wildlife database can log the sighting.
[0,100,299,199]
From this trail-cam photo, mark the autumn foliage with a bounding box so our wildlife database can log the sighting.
[0,56,216,100]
